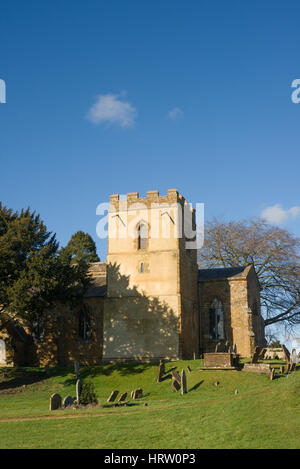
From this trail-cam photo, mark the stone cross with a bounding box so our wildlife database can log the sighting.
[107,390,119,402]
[181,369,187,395]
[50,393,62,411]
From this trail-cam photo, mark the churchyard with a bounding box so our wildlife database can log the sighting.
[0,356,299,449]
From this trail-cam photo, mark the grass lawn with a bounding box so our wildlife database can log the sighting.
[0,359,299,449]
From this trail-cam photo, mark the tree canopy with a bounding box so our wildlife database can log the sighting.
[198,218,300,330]
[60,231,99,265]
[0,204,88,331]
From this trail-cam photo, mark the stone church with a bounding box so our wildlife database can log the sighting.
[0,189,265,366]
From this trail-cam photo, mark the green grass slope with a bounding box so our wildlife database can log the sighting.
[0,360,299,449]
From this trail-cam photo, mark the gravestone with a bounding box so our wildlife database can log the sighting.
[270,369,275,380]
[131,388,142,399]
[225,341,231,352]
[291,349,298,365]
[171,370,181,385]
[118,392,127,402]
[107,390,119,403]
[243,363,271,375]
[259,348,267,360]
[157,360,165,382]
[50,393,62,411]
[172,379,180,392]
[76,379,82,403]
[0,339,6,365]
[215,342,226,353]
[181,369,187,395]
[280,366,285,374]
[282,344,291,365]
[214,381,220,387]
[63,395,74,408]
[202,353,235,369]
[74,361,80,378]
[251,347,261,364]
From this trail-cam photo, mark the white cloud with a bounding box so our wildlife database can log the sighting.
[167,107,183,121]
[86,93,137,128]
[261,204,300,225]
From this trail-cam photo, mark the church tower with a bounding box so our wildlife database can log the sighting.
[102,189,199,362]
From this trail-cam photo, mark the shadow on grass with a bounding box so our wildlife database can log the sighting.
[0,367,49,392]
[189,380,204,392]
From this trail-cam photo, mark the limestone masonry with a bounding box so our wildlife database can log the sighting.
[0,189,266,365]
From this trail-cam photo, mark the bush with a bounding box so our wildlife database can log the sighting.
[79,380,98,405]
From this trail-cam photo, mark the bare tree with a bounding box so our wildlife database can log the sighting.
[198,218,300,330]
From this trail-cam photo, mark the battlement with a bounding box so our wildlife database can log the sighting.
[109,189,194,212]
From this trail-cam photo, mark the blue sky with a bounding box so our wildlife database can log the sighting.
[0,0,300,261]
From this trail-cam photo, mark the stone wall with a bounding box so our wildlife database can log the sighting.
[198,265,265,357]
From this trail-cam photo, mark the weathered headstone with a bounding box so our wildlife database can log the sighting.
[270,369,275,380]
[157,360,165,382]
[282,344,291,365]
[243,363,271,374]
[74,361,80,378]
[214,381,220,387]
[0,339,6,365]
[181,369,187,395]
[63,395,74,408]
[172,379,180,392]
[291,349,298,365]
[259,348,267,360]
[50,393,62,411]
[107,390,119,402]
[171,370,181,385]
[251,346,261,364]
[131,388,143,399]
[76,379,82,403]
[118,392,127,402]
[235,389,238,395]
[215,342,226,353]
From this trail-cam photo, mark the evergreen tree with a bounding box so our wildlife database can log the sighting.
[61,231,99,265]
[0,203,88,331]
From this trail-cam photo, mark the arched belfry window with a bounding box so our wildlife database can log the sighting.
[209,298,225,341]
[137,223,148,250]
[78,307,91,341]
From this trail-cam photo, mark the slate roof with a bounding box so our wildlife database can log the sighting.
[84,276,107,297]
[198,265,251,282]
